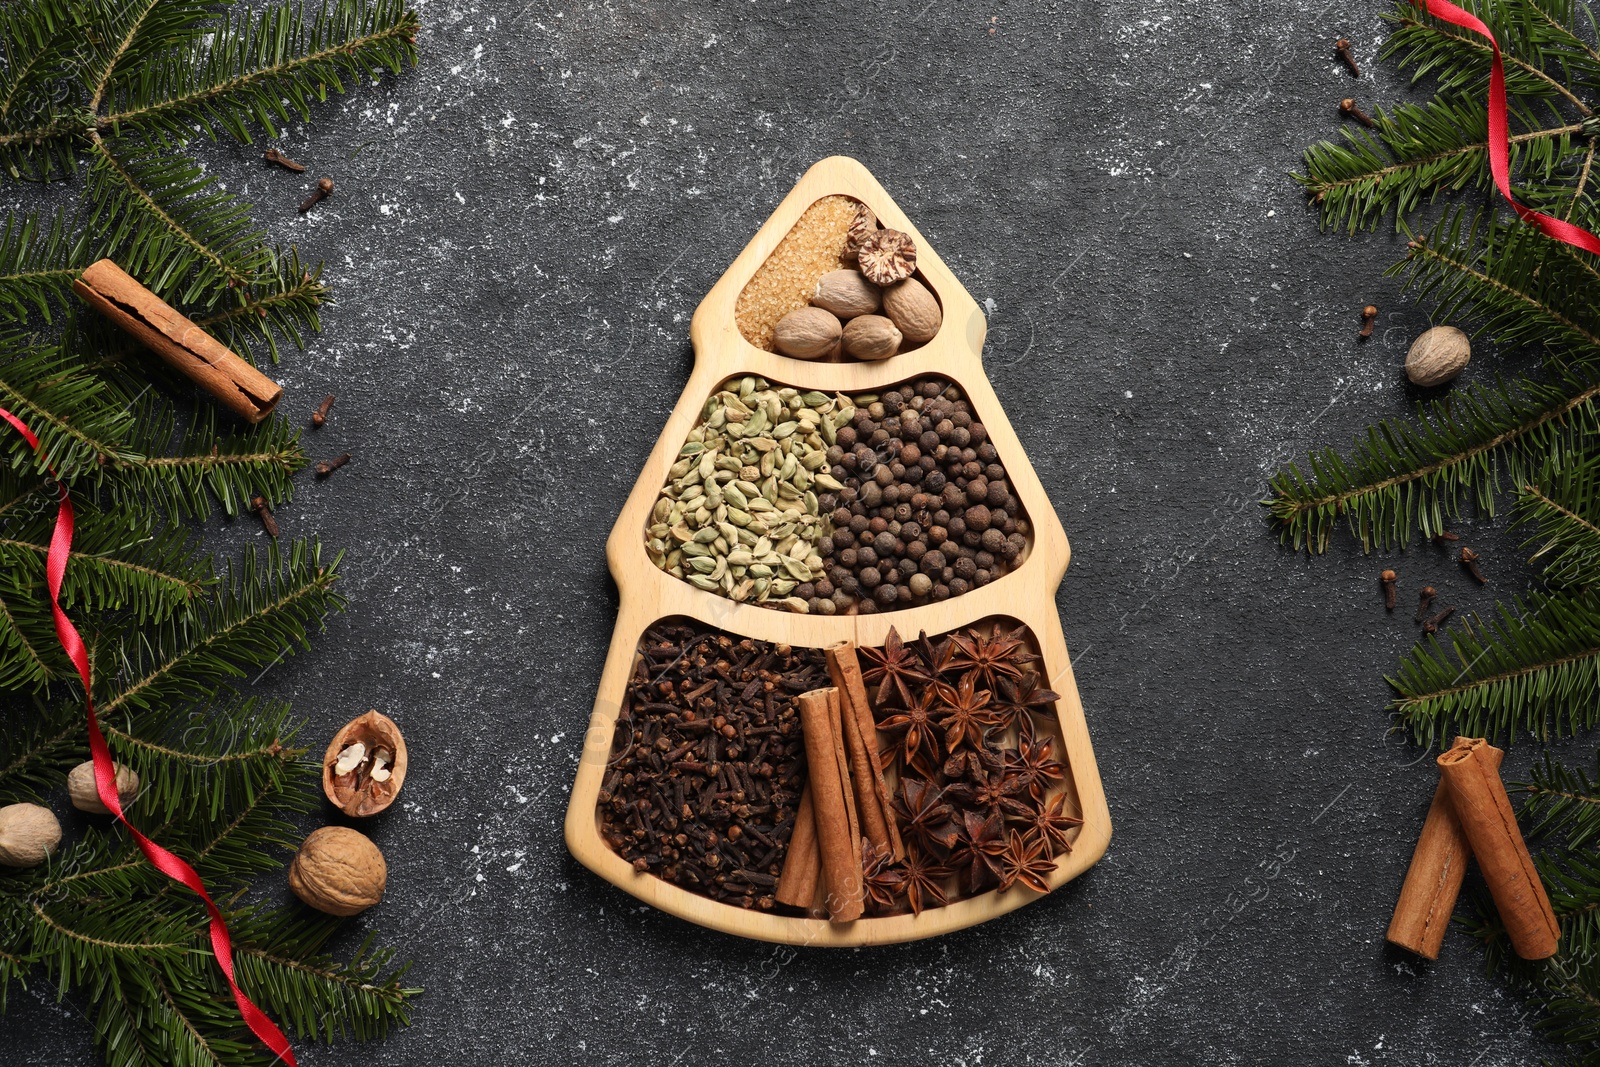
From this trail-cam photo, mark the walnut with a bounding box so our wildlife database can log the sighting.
[288,826,387,916]
[322,710,407,817]
[856,228,917,286]
[0,802,61,868]
[67,759,139,814]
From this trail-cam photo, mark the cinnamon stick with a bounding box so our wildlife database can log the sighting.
[1387,737,1502,959]
[72,259,282,423]
[797,687,863,922]
[1437,737,1560,960]
[775,787,821,912]
[828,643,904,861]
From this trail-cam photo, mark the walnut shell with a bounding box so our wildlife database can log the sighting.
[322,710,407,817]
[0,802,61,868]
[288,826,386,916]
[772,306,842,360]
[1405,326,1471,387]
[841,315,903,361]
[67,759,139,814]
[810,269,880,319]
[880,277,942,344]
[856,229,916,286]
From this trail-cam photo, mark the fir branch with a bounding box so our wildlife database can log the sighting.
[103,402,305,520]
[0,703,77,804]
[0,209,90,322]
[1396,209,1600,364]
[101,0,420,143]
[94,541,342,723]
[86,134,267,297]
[1387,590,1600,745]
[1517,456,1600,587]
[233,914,418,1042]
[1267,370,1600,552]
[1385,0,1599,112]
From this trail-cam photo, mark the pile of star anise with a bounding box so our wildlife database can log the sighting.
[857,623,1082,915]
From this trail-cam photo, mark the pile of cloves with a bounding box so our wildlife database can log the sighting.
[598,621,828,909]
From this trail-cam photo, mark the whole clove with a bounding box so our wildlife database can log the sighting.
[1334,37,1360,76]
[1460,547,1486,584]
[1359,304,1379,339]
[299,177,335,214]
[264,147,306,172]
[1414,585,1437,623]
[315,452,350,478]
[1380,569,1398,610]
[249,494,279,538]
[1423,605,1456,634]
[311,394,335,427]
[1340,99,1376,128]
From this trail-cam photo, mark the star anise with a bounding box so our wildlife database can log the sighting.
[859,626,924,710]
[1004,734,1065,802]
[944,764,1034,824]
[878,688,943,774]
[990,670,1060,740]
[947,809,1007,893]
[933,672,996,752]
[948,624,1039,691]
[942,741,1003,782]
[900,843,951,916]
[892,777,960,853]
[913,629,958,679]
[862,840,907,914]
[997,829,1057,894]
[1027,791,1084,857]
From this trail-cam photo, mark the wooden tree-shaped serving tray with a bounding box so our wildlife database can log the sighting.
[565,157,1110,946]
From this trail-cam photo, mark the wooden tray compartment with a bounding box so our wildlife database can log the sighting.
[643,368,1038,614]
[565,157,1110,945]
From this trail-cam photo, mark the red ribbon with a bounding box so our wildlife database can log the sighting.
[1419,0,1600,254]
[0,407,298,1066]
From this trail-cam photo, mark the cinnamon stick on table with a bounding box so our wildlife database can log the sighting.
[828,643,904,862]
[797,687,864,923]
[1387,737,1502,959]
[72,259,282,424]
[1437,737,1561,960]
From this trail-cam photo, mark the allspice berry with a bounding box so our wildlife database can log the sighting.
[1405,325,1471,387]
[288,826,387,916]
[67,759,139,814]
[0,802,62,868]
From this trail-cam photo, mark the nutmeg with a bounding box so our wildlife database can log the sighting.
[772,306,842,360]
[856,229,917,286]
[323,710,407,817]
[881,277,942,344]
[811,269,880,319]
[287,826,386,916]
[1405,325,1471,387]
[841,315,902,361]
[0,802,61,868]
[66,759,139,814]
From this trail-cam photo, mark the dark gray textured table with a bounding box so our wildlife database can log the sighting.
[9,1,1564,1063]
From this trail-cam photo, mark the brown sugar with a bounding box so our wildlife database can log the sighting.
[736,195,859,352]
